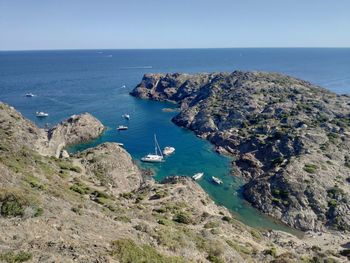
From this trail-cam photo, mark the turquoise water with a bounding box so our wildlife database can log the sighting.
[1,48,349,234]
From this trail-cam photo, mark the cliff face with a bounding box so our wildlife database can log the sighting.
[131,71,350,232]
[1,102,348,262]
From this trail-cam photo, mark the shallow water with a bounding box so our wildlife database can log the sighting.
[1,48,349,234]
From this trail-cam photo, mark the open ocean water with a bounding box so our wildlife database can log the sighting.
[1,48,349,234]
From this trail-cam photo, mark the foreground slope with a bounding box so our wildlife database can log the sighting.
[0,102,349,262]
[131,71,350,232]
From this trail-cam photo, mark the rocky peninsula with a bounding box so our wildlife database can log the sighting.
[1,102,349,262]
[131,71,350,233]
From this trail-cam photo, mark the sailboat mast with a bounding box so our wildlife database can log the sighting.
[154,134,163,157]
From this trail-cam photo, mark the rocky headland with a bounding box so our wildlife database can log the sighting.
[1,102,349,262]
[131,71,350,233]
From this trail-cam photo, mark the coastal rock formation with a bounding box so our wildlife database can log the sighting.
[1,102,348,262]
[46,113,104,157]
[75,142,143,195]
[132,71,350,232]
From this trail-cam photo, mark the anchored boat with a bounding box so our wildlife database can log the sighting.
[117,125,128,131]
[163,146,175,156]
[212,176,223,185]
[36,111,49,117]
[26,93,35,97]
[192,172,204,181]
[122,114,130,120]
[141,134,164,163]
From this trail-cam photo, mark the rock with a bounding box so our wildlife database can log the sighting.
[60,150,70,158]
[47,113,104,157]
[131,71,350,232]
[76,142,143,195]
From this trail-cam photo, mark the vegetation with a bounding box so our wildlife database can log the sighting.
[0,251,32,263]
[0,188,41,218]
[173,211,193,224]
[110,239,187,263]
[303,163,318,174]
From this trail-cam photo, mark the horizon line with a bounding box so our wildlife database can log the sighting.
[1,47,350,52]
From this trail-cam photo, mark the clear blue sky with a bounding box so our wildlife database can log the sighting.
[0,0,349,50]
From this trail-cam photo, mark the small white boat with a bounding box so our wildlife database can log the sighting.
[122,114,130,120]
[212,176,223,185]
[117,125,128,131]
[25,93,35,97]
[36,111,49,117]
[116,143,124,147]
[163,146,175,156]
[192,172,204,181]
[121,84,126,88]
[141,134,164,163]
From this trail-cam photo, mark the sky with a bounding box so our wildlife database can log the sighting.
[0,0,349,50]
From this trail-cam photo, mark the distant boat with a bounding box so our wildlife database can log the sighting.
[141,134,164,163]
[212,176,223,185]
[163,146,175,156]
[25,93,35,97]
[116,143,124,147]
[117,125,128,131]
[121,84,126,88]
[192,172,204,181]
[36,111,49,117]
[122,114,130,120]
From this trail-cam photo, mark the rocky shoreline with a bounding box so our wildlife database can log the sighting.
[131,71,350,233]
[1,102,350,262]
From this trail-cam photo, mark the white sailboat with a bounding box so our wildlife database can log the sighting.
[141,134,164,163]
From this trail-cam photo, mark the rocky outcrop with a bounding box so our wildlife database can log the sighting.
[0,102,349,262]
[131,71,350,232]
[46,113,104,157]
[0,103,104,158]
[75,142,143,195]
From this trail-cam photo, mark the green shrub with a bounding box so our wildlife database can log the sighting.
[204,221,220,229]
[264,247,277,257]
[221,216,234,224]
[173,212,193,224]
[0,251,32,262]
[303,164,318,174]
[69,182,90,195]
[110,239,186,263]
[0,189,30,217]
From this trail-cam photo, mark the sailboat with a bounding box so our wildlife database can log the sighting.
[141,134,164,163]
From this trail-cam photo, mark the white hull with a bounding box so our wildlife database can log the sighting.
[141,134,164,163]
[212,176,223,185]
[192,172,204,180]
[36,111,49,117]
[141,154,163,163]
[163,146,175,156]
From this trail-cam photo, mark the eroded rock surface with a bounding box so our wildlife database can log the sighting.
[132,71,350,232]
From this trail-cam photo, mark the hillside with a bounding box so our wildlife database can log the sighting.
[131,71,350,233]
[1,102,349,262]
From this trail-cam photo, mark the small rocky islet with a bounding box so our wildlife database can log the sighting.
[0,71,349,262]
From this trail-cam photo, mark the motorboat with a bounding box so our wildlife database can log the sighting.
[141,134,164,163]
[36,111,49,117]
[116,143,124,147]
[117,125,128,131]
[26,93,35,97]
[163,146,175,156]
[122,114,130,120]
[192,172,204,181]
[212,176,223,185]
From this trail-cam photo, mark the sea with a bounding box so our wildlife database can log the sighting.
[1,48,349,234]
